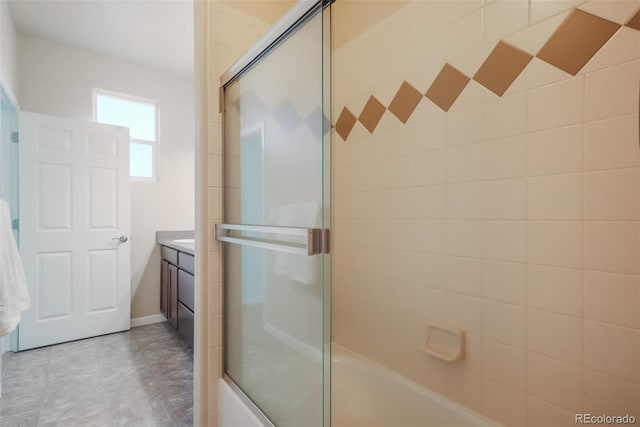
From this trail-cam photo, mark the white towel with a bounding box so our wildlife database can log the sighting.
[0,199,29,337]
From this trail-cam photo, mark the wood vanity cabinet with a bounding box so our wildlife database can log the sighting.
[160,245,194,347]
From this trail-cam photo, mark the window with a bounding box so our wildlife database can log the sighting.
[93,89,158,180]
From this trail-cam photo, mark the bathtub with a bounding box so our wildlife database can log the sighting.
[332,345,500,427]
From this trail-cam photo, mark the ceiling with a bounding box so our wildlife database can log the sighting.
[7,0,194,77]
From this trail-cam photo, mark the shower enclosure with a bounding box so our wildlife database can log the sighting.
[217,2,331,426]
[216,0,640,425]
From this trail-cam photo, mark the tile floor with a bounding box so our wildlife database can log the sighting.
[0,322,193,427]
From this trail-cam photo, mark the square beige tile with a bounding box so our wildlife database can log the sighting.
[584,115,639,171]
[447,143,484,183]
[584,369,640,418]
[528,173,583,220]
[584,168,640,220]
[446,256,482,296]
[584,270,639,328]
[388,81,424,124]
[482,338,527,391]
[585,60,640,122]
[527,352,583,411]
[474,41,533,96]
[483,135,527,180]
[527,221,583,269]
[528,308,583,364]
[446,182,484,219]
[527,125,583,176]
[527,265,583,317]
[527,76,584,132]
[482,379,527,426]
[426,63,470,112]
[483,221,527,263]
[482,92,527,141]
[483,300,527,348]
[537,9,621,75]
[447,102,483,146]
[445,370,483,413]
[584,221,640,274]
[483,260,527,305]
[446,220,483,258]
[584,319,640,382]
[483,178,527,220]
[527,396,576,427]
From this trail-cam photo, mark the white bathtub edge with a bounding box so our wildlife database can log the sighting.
[219,378,268,427]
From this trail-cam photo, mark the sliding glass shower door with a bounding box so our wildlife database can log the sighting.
[219,2,331,426]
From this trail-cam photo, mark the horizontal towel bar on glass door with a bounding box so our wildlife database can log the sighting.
[214,224,330,256]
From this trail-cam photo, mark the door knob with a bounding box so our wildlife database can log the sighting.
[112,235,128,243]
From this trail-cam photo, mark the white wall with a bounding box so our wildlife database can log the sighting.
[18,34,195,319]
[0,0,18,98]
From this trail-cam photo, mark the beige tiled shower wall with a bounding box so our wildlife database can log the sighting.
[204,2,296,423]
[332,1,640,426]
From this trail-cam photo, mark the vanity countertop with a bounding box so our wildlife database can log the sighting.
[156,230,195,255]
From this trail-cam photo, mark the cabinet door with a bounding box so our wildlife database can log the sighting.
[160,260,168,317]
[177,269,195,312]
[169,264,179,329]
[177,302,194,348]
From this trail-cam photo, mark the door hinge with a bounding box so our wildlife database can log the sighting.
[11,219,19,231]
[308,228,331,255]
[11,132,18,143]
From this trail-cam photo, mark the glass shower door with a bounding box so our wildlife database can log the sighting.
[218,3,331,426]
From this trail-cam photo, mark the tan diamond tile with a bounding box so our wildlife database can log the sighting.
[537,9,621,75]
[425,64,470,112]
[626,8,640,30]
[335,107,357,141]
[388,81,423,124]
[474,41,533,96]
[358,96,387,133]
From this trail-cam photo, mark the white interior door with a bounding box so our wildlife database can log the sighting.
[18,111,131,350]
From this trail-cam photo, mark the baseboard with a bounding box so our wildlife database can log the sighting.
[131,314,167,328]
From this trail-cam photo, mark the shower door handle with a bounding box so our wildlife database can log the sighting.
[215,224,330,255]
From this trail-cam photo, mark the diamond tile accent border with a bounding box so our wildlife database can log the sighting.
[426,64,471,112]
[336,107,358,141]
[358,96,387,133]
[388,81,424,124]
[627,8,640,30]
[537,9,621,75]
[334,7,637,141]
[474,42,533,96]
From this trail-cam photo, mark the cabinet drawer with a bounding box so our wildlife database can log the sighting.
[178,269,195,312]
[178,302,194,348]
[161,246,178,265]
[178,252,194,274]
